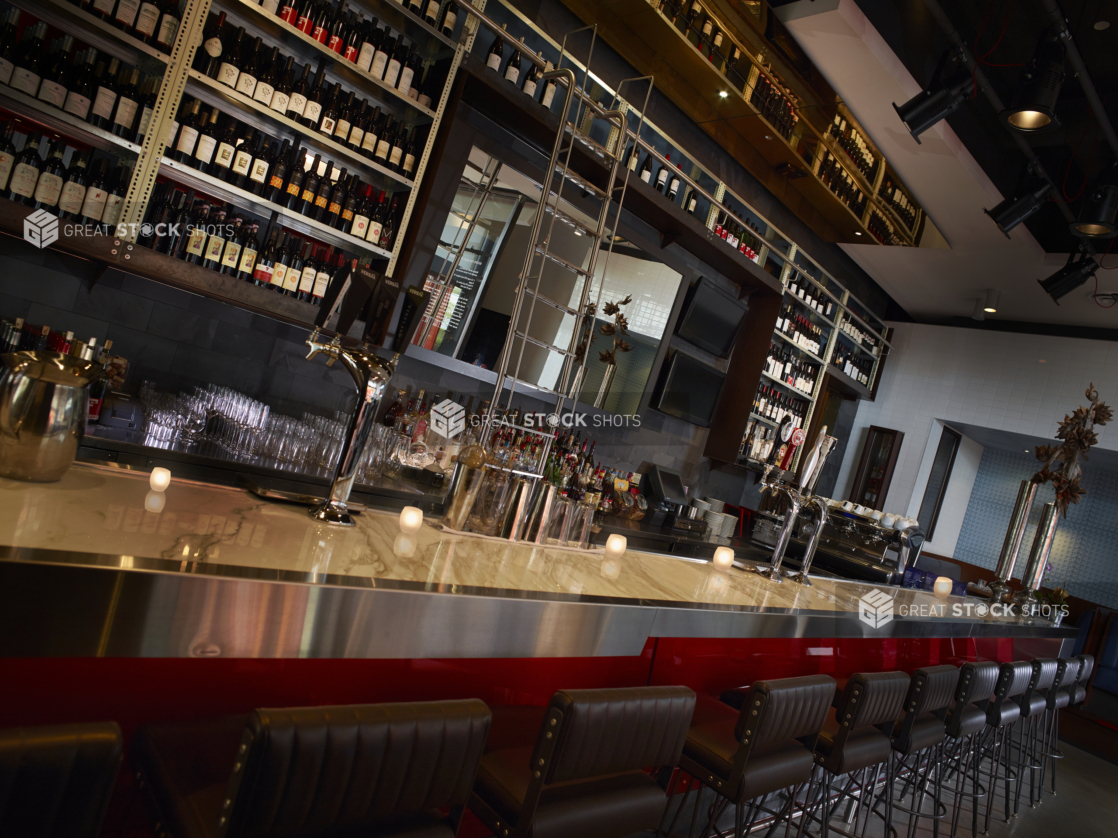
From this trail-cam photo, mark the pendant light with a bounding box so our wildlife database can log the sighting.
[1001,29,1065,132]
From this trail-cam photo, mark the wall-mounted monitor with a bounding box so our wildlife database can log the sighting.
[651,351,726,427]
[675,278,748,358]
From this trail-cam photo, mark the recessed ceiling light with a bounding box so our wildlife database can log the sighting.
[854,231,862,236]
[1038,359,1046,363]
[1095,20,1110,30]
[718,90,728,98]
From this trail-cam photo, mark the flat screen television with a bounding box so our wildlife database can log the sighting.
[675,279,747,358]
[652,351,726,427]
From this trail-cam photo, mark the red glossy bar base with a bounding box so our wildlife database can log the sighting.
[0,636,1049,837]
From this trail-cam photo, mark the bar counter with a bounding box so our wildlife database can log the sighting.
[0,464,1073,659]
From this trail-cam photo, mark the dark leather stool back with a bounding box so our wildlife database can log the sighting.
[0,721,122,838]
[222,700,490,838]
[1077,654,1095,684]
[1046,659,1070,711]
[891,665,959,754]
[1016,659,1058,719]
[942,661,998,739]
[837,671,910,732]
[985,662,1033,727]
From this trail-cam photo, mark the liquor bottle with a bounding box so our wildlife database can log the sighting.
[88,57,121,131]
[233,35,261,98]
[252,228,279,287]
[487,26,505,72]
[0,121,16,193]
[269,55,294,114]
[0,7,20,87]
[382,389,405,427]
[36,34,74,109]
[181,201,211,264]
[294,241,315,301]
[235,222,260,281]
[201,205,228,270]
[296,153,323,215]
[78,159,109,224]
[154,0,180,53]
[191,107,220,174]
[57,152,88,221]
[7,133,43,206]
[11,22,48,97]
[216,26,244,88]
[63,50,96,120]
[193,11,227,77]
[32,139,66,211]
[110,69,141,138]
[171,98,202,163]
[252,45,280,106]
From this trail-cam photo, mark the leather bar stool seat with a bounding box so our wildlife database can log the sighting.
[890,665,959,757]
[0,721,123,838]
[814,718,892,776]
[134,700,491,838]
[470,686,695,838]
[1072,654,1094,705]
[815,671,909,775]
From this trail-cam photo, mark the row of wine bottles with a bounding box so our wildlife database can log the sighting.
[764,344,818,396]
[483,25,559,108]
[828,113,876,182]
[786,273,836,320]
[749,67,799,143]
[165,99,403,247]
[0,11,159,144]
[654,0,748,88]
[880,173,917,231]
[138,188,353,305]
[270,0,459,60]
[752,385,807,429]
[67,0,180,52]
[775,304,826,358]
[832,345,872,388]
[714,211,765,264]
[866,209,899,247]
[817,150,868,218]
[0,123,132,224]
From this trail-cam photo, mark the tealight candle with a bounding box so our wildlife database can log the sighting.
[604,534,626,559]
[399,506,424,534]
[713,546,735,571]
[933,576,953,599]
[150,467,171,492]
[393,532,417,557]
[145,490,166,514]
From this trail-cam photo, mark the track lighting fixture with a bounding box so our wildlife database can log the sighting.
[1038,250,1099,304]
[984,177,1053,237]
[971,299,986,321]
[893,51,972,143]
[983,289,1000,313]
[1070,163,1118,238]
[1001,29,1065,132]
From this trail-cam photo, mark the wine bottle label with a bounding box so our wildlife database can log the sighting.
[344,45,358,62]
[312,270,330,298]
[425,0,440,19]
[327,35,343,53]
[301,186,316,202]
[238,247,257,274]
[303,100,322,124]
[93,0,114,12]
[340,206,353,221]
[398,66,414,92]
[409,87,419,101]
[285,181,301,198]
[361,132,378,152]
[102,194,124,227]
[298,266,315,293]
[252,83,274,104]
[371,51,389,79]
[235,72,257,97]
[0,152,12,191]
[403,153,415,174]
[164,120,179,146]
[218,62,239,87]
[262,0,279,12]
[33,172,63,206]
[194,134,217,164]
[389,146,402,166]
[367,220,383,242]
[216,142,237,169]
[203,37,222,58]
[283,266,299,292]
[640,169,651,183]
[204,235,225,261]
[486,53,501,71]
[59,182,86,214]
[296,14,312,33]
[175,126,199,155]
[114,97,139,128]
[80,188,107,220]
[443,11,456,30]
[418,91,431,108]
[279,3,297,23]
[314,194,328,209]
[220,240,242,268]
[37,81,67,109]
[135,2,160,36]
[352,214,369,238]
[0,58,12,86]
[357,44,375,72]
[374,139,390,159]
[136,106,154,138]
[114,0,140,27]
[10,68,41,95]
[312,25,328,44]
[230,149,251,175]
[523,79,537,97]
[9,163,38,198]
[270,265,287,288]
[503,65,518,84]
[348,126,364,147]
[384,58,402,87]
[157,15,179,47]
[656,169,668,187]
[541,84,556,107]
[334,119,350,139]
[249,158,269,184]
[287,92,307,117]
[185,228,207,256]
[328,200,341,216]
[269,90,289,113]
[253,262,272,284]
[319,116,336,134]
[92,87,117,120]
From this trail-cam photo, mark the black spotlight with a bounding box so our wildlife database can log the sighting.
[893,51,972,144]
[1001,30,1065,132]
[1070,164,1118,238]
[1038,250,1099,304]
[985,178,1053,237]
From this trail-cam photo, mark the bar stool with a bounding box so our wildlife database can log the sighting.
[936,661,998,838]
[658,674,834,838]
[977,661,1032,834]
[1035,658,1073,802]
[1071,653,1095,706]
[811,671,910,838]
[1012,658,1058,813]
[469,686,695,838]
[133,700,491,838]
[888,665,960,838]
[0,721,122,838]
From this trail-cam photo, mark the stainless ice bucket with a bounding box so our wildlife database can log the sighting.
[0,351,103,482]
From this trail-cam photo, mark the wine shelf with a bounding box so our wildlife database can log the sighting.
[782,289,836,329]
[8,0,170,68]
[772,330,824,364]
[352,0,460,55]
[834,326,880,360]
[160,155,394,259]
[0,86,142,157]
[749,411,776,427]
[214,0,439,121]
[825,366,873,401]
[760,370,812,398]
[185,70,415,193]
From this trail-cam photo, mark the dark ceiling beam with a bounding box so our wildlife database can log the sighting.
[1039,0,1118,158]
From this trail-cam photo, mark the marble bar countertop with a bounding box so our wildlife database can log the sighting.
[0,464,1074,658]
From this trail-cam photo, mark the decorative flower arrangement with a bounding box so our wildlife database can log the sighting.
[573,295,634,366]
[1032,383,1112,518]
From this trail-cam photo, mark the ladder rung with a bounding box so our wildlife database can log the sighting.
[533,246,590,277]
[503,377,563,398]
[523,286,582,316]
[542,204,596,238]
[514,330,575,357]
[563,124,615,162]
[553,166,607,198]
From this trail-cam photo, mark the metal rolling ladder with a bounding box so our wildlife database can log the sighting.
[484,24,654,453]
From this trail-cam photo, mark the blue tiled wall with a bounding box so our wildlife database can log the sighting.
[955,448,1118,609]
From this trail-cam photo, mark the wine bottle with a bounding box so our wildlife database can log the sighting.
[11,22,47,97]
[7,133,43,206]
[91,0,116,22]
[654,153,671,193]
[371,29,392,80]
[401,130,418,178]
[378,193,399,248]
[251,45,280,106]
[299,63,327,128]
[269,55,295,114]
[332,89,355,145]
[201,205,228,270]
[110,69,141,138]
[181,200,212,264]
[373,119,393,166]
[366,190,385,243]
[270,232,291,292]
[36,34,74,109]
[216,26,244,88]
[388,126,404,172]
[88,57,121,131]
[0,121,16,193]
[296,153,323,215]
[293,0,316,33]
[32,138,66,211]
[336,174,359,232]
[503,39,522,85]
[356,19,380,73]
[154,0,180,53]
[317,82,340,136]
[78,159,109,224]
[113,0,142,34]
[57,153,88,221]
[295,241,316,301]
[346,100,367,150]
[324,169,347,227]
[235,222,260,281]
[284,149,310,209]
[286,61,311,121]
[133,76,158,145]
[218,214,244,274]
[487,26,505,72]
[190,107,220,174]
[384,37,407,88]
[172,98,202,163]
[252,228,278,287]
[280,234,302,295]
[101,164,128,232]
[211,114,238,180]
[351,185,372,239]
[439,1,458,37]
[540,60,557,107]
[233,35,261,98]
[360,107,382,158]
[133,0,163,44]
[667,163,681,200]
[246,135,272,195]
[195,12,228,77]
[399,45,420,95]
[342,11,361,62]
[522,53,542,98]
[0,7,20,87]
[311,246,335,305]
[263,138,293,202]
[62,50,96,120]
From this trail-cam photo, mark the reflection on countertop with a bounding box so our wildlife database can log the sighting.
[0,463,1026,625]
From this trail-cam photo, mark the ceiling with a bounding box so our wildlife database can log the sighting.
[949,421,1118,471]
[775,0,1118,331]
